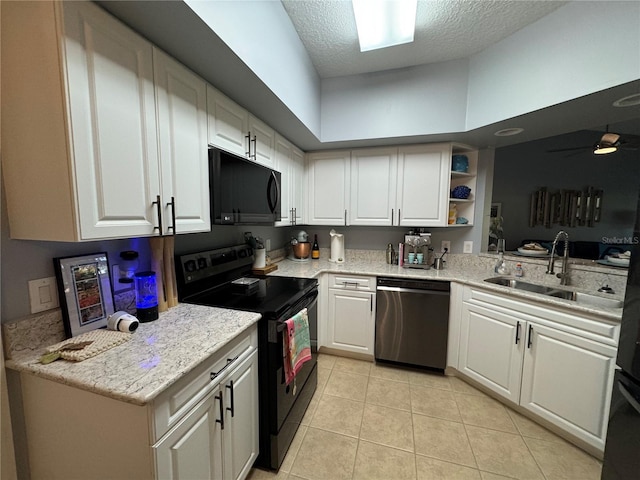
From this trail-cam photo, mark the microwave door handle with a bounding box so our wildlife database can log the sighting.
[267,171,279,214]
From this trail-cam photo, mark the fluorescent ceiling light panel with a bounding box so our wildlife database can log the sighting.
[353,0,417,52]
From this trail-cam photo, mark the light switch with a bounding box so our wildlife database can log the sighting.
[28,277,59,314]
[463,241,473,253]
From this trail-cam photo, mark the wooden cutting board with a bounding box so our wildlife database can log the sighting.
[252,264,278,275]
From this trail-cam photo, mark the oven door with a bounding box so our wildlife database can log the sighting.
[266,288,318,431]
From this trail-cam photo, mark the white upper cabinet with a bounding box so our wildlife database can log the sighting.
[275,135,305,226]
[248,115,276,168]
[154,48,210,235]
[206,86,276,167]
[396,144,451,227]
[307,151,351,226]
[349,148,398,226]
[2,1,210,240]
[206,85,250,158]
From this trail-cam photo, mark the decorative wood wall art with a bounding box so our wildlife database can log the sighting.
[529,187,602,228]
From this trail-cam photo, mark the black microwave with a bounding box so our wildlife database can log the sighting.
[209,148,281,225]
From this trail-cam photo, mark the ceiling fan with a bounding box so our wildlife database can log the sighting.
[548,128,640,156]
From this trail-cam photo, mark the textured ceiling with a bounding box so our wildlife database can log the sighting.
[281,0,567,78]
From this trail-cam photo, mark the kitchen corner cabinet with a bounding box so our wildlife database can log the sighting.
[275,134,305,226]
[19,325,258,480]
[458,287,618,453]
[2,1,209,241]
[326,274,376,356]
[448,144,478,227]
[396,144,451,226]
[307,151,351,225]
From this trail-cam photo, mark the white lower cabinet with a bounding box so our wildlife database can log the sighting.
[19,325,258,480]
[154,349,258,480]
[458,287,618,453]
[326,274,375,356]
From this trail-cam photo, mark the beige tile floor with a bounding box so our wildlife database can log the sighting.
[248,354,602,480]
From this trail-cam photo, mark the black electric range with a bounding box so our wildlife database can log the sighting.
[176,244,318,471]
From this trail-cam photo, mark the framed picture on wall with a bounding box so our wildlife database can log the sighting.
[53,253,115,338]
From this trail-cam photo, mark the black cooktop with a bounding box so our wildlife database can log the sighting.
[176,244,317,317]
[183,275,316,316]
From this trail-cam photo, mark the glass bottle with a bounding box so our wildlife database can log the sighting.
[312,234,320,259]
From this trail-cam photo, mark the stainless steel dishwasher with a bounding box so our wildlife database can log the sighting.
[375,277,450,369]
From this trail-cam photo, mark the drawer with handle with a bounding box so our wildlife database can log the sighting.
[328,274,375,291]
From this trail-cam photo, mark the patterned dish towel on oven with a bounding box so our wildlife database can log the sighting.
[283,308,312,385]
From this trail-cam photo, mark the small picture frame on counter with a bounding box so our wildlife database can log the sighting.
[53,253,115,338]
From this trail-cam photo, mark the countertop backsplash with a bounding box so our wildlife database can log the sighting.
[4,251,627,363]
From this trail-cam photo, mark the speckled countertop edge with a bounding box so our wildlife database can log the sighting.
[6,304,261,406]
[269,256,624,322]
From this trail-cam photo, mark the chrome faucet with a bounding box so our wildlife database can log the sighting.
[546,230,570,285]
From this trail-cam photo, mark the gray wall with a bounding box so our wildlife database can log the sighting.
[492,131,640,252]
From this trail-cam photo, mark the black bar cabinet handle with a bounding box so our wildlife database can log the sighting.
[515,321,521,344]
[226,380,235,417]
[245,131,251,157]
[166,196,176,234]
[252,135,257,160]
[215,392,224,429]
[152,195,163,234]
[527,325,533,348]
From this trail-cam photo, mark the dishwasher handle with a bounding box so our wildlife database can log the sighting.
[376,285,450,296]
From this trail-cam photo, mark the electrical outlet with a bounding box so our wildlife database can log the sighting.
[265,239,271,251]
[463,241,473,253]
[28,277,59,314]
[441,240,451,253]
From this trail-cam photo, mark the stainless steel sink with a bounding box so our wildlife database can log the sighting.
[483,277,558,295]
[484,277,623,309]
[546,290,624,309]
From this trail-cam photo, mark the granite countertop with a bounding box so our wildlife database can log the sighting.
[5,304,261,406]
[269,255,624,322]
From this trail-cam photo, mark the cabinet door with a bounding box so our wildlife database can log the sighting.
[459,302,524,403]
[307,151,351,225]
[275,135,294,226]
[396,144,451,226]
[327,289,375,355]
[248,115,276,168]
[63,1,161,239]
[206,85,249,157]
[520,323,617,451]
[154,49,211,235]
[222,350,259,480]
[350,148,397,226]
[291,146,306,225]
[275,137,305,227]
[154,390,224,480]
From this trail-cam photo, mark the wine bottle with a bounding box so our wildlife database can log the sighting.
[312,234,320,259]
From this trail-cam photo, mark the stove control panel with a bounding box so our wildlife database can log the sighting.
[177,245,254,285]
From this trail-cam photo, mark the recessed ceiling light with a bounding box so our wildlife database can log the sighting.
[494,127,524,137]
[352,0,417,52]
[613,93,640,107]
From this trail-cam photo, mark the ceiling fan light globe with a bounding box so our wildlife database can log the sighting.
[593,144,618,155]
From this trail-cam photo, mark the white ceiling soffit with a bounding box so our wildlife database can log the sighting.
[281,0,567,79]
